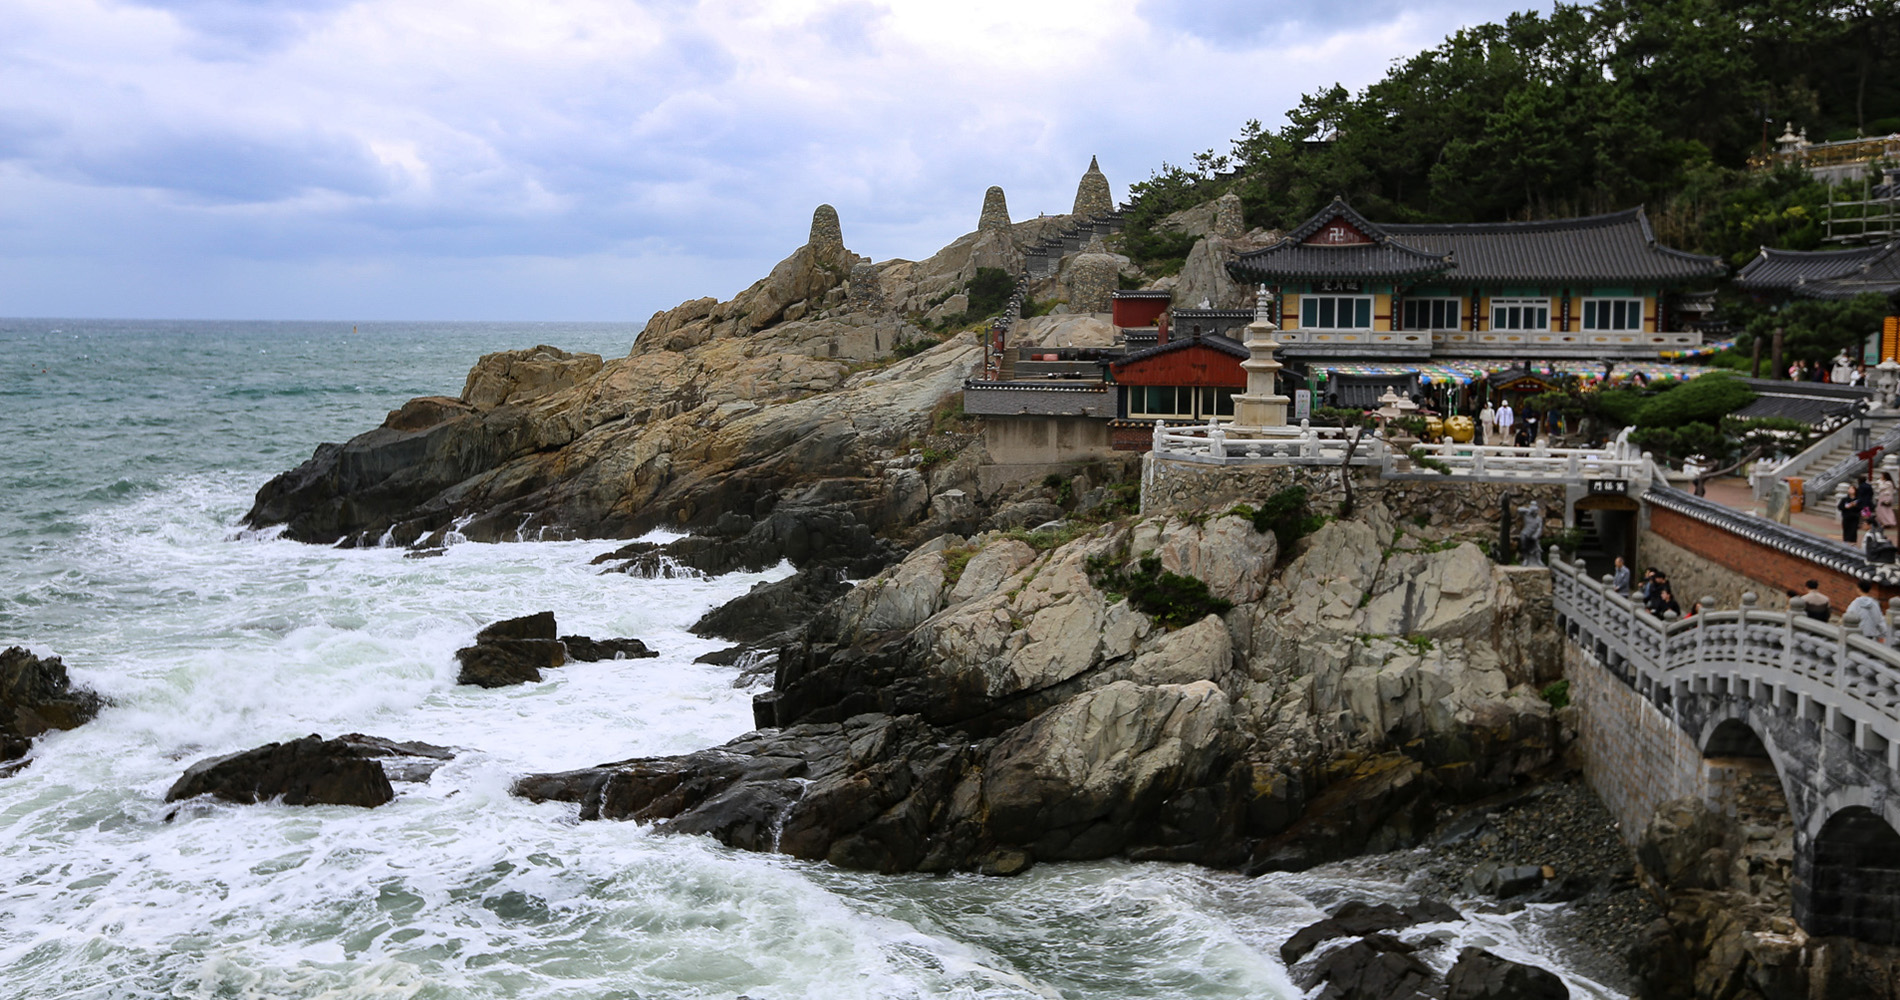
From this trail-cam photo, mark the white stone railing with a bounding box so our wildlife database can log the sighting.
[1149,419,1652,483]
[1551,552,1900,770]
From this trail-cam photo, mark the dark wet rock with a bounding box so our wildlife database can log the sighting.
[694,645,749,666]
[1465,862,1549,899]
[1282,899,1463,964]
[1445,947,1570,1000]
[164,733,455,807]
[456,639,566,687]
[691,567,853,645]
[516,680,1246,875]
[1,646,105,767]
[560,635,657,662]
[478,612,556,642]
[1305,933,1436,1000]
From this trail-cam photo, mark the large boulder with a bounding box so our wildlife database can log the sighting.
[456,613,568,687]
[1445,948,1570,1000]
[165,733,453,807]
[1,646,104,764]
[692,568,854,645]
[517,681,1246,873]
[460,345,604,410]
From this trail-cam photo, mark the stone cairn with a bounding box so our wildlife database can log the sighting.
[1072,155,1113,218]
[809,204,844,256]
[979,186,1011,231]
[1212,192,1245,240]
[1068,234,1119,315]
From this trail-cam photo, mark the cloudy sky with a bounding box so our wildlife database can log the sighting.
[0,0,1546,322]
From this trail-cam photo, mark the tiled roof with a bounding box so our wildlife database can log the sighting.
[1111,334,1249,370]
[1232,201,1725,285]
[1382,209,1725,284]
[1731,377,1871,424]
[1737,244,1900,300]
[1112,289,1173,299]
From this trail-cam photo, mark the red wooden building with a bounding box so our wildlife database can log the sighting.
[1110,289,1171,330]
[1106,335,1249,450]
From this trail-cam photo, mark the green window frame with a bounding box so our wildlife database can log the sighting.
[1300,295,1373,330]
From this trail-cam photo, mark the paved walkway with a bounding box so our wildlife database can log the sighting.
[1693,476,1858,541]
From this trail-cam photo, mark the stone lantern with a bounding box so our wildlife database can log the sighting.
[1877,357,1900,409]
[1233,285,1291,428]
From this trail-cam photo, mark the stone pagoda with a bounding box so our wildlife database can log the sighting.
[1232,285,1290,428]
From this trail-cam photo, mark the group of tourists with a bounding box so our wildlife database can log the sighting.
[1788,579,1893,644]
[1835,473,1900,563]
[1789,350,1870,386]
[1612,556,1684,618]
[1476,400,1543,447]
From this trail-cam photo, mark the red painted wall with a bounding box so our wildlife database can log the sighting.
[1112,297,1169,329]
[1647,506,1900,609]
[1111,346,1246,388]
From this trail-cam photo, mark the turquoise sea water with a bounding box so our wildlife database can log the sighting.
[0,318,1615,999]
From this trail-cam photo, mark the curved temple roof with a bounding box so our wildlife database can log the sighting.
[1232,199,1725,285]
[1735,243,1900,300]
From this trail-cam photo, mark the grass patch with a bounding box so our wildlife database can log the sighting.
[1541,679,1571,710]
[943,543,979,587]
[1086,553,1233,630]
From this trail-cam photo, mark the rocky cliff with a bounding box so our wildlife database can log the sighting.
[245,198,1072,548]
[516,497,1564,876]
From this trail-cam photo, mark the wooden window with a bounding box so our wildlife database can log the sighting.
[1300,295,1373,330]
[1401,297,1461,331]
[1490,297,1550,331]
[1582,298,1644,332]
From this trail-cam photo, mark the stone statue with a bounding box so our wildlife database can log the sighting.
[1876,361,1900,409]
[1518,500,1546,567]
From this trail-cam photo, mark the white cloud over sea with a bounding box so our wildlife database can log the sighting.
[0,0,1544,321]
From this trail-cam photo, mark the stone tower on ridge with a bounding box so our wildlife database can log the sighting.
[809,204,845,255]
[1072,156,1112,218]
[979,186,1011,231]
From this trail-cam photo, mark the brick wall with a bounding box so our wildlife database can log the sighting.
[1643,506,1900,613]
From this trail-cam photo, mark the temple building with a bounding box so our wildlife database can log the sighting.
[1226,199,1725,362]
[1734,242,1900,301]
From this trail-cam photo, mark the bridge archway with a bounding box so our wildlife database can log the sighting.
[1802,806,1900,944]
[1698,717,1797,900]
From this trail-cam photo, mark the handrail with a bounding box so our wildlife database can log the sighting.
[1550,552,1900,764]
[1803,420,1900,499]
[1149,420,1652,481]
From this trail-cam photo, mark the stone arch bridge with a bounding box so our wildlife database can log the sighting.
[1553,555,1900,943]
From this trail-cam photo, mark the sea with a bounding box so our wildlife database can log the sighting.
[0,318,1620,999]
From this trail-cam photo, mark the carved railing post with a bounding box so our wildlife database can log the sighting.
[1839,612,1857,691]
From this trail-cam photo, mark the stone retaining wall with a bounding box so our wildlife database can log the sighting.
[1141,456,1566,531]
[1564,642,1710,846]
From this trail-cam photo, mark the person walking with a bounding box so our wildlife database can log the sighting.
[1495,400,1516,446]
[1479,400,1496,444]
[1612,556,1632,595]
[1802,579,1832,621]
[1877,471,1896,532]
[1846,579,1891,644]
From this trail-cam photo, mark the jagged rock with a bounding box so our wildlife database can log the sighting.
[517,680,1246,873]
[456,613,567,687]
[460,345,604,409]
[1130,512,1277,605]
[1282,899,1462,965]
[1305,934,1436,1000]
[692,568,853,645]
[560,636,657,662]
[946,538,1037,605]
[1,646,104,765]
[1011,314,1117,348]
[479,612,556,642]
[165,733,453,807]
[456,639,566,687]
[1445,947,1570,1000]
[1637,796,1733,893]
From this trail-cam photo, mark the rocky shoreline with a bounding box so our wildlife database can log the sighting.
[217,188,1848,998]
